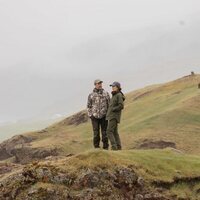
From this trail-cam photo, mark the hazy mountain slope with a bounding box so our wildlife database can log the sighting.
[0,117,64,142]
[20,73,200,155]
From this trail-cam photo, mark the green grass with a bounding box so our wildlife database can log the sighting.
[50,149,200,198]
[25,74,200,155]
[62,149,200,182]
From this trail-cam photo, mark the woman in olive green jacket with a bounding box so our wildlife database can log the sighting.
[106,82,125,150]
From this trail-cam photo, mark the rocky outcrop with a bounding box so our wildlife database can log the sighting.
[0,163,22,179]
[0,135,59,164]
[0,135,33,160]
[59,110,89,126]
[12,147,59,164]
[0,161,170,200]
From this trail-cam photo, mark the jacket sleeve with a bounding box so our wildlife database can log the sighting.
[87,94,93,117]
[112,94,124,112]
[106,92,111,108]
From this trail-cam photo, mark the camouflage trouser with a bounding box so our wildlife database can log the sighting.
[107,119,122,150]
[91,117,109,149]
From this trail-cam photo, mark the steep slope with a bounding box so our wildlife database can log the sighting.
[19,73,200,156]
[0,73,199,164]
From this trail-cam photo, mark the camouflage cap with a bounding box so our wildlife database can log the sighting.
[94,79,103,85]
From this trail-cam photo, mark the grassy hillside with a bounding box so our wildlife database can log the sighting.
[1,74,200,200]
[58,149,200,198]
[24,73,200,155]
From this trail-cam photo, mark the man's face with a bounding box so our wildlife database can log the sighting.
[95,82,103,89]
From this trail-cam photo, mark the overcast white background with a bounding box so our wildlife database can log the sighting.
[0,0,200,125]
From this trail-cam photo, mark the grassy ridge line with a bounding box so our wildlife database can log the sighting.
[47,149,200,183]
[24,74,200,154]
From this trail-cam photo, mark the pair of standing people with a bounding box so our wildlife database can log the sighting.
[87,79,125,150]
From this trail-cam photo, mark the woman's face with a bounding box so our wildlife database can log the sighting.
[112,86,119,92]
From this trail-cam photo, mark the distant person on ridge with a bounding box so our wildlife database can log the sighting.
[106,82,125,150]
[87,79,110,150]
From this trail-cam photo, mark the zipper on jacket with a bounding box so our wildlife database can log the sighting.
[98,93,101,118]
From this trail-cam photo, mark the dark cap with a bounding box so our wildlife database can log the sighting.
[110,81,121,88]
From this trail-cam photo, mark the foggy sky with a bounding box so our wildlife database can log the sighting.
[0,0,200,123]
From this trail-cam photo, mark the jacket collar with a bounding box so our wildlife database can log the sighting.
[112,91,126,101]
[93,88,104,94]
[111,91,119,95]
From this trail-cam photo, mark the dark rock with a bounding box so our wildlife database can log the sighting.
[137,177,144,187]
[135,194,144,200]
[75,169,101,188]
[0,135,33,161]
[0,134,61,164]
[12,147,59,164]
[114,167,138,190]
[0,162,173,200]
[60,111,89,126]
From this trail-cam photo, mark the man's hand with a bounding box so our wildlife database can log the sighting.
[90,115,95,120]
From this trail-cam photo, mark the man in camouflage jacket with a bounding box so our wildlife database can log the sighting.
[87,79,110,149]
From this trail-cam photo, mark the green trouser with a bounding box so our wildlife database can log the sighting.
[107,119,122,150]
[91,117,109,149]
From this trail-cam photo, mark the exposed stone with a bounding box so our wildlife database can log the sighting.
[0,134,61,164]
[0,163,170,200]
[60,111,89,126]
[114,167,138,190]
[0,135,33,161]
[135,194,144,200]
[12,147,59,164]
[137,177,144,187]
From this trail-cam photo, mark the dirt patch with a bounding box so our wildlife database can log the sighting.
[153,176,200,189]
[133,90,153,101]
[135,139,176,150]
